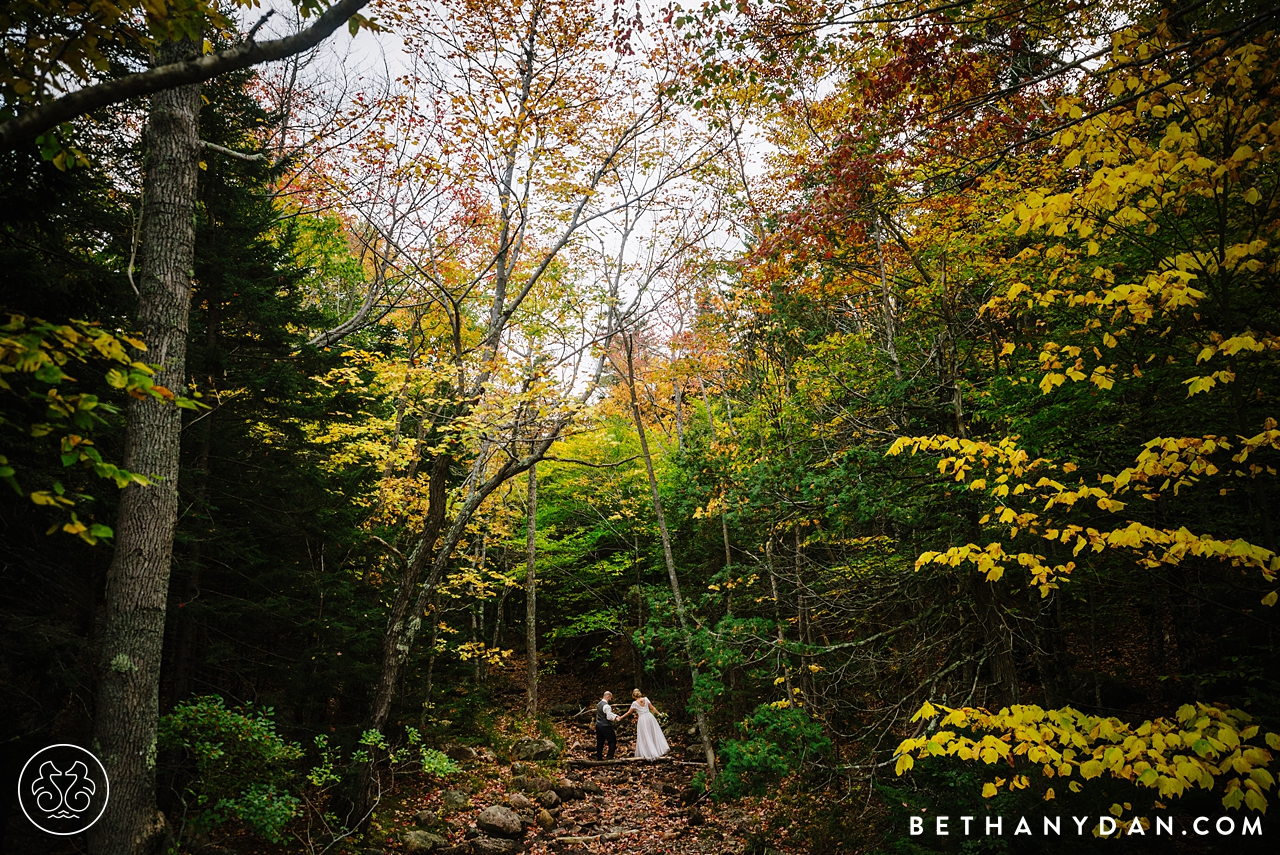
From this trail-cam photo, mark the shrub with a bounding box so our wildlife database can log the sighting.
[159,695,303,844]
[714,703,831,799]
[418,748,461,778]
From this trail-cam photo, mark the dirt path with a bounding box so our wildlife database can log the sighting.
[378,664,757,855]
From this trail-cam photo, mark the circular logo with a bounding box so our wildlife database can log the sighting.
[17,744,110,836]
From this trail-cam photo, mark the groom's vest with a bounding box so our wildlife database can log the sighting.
[595,700,612,728]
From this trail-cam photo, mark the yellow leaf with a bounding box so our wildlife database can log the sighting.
[982,782,998,798]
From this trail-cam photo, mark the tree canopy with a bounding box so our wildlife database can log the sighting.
[1,1,1277,853]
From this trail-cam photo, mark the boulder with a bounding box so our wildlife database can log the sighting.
[659,783,679,796]
[552,779,584,802]
[414,809,438,829]
[402,830,449,855]
[510,775,554,794]
[477,747,497,762]
[536,809,556,831]
[510,762,529,777]
[512,737,559,761]
[471,837,519,855]
[548,703,578,717]
[506,792,533,811]
[476,805,524,840]
[537,789,561,808]
[441,790,472,812]
[687,809,705,826]
[578,780,604,796]
[438,847,471,855]
[446,745,478,762]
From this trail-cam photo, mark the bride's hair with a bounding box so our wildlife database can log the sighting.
[631,688,642,699]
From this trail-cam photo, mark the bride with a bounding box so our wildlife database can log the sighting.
[621,688,670,761]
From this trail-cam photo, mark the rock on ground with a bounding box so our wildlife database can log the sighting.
[471,836,520,855]
[476,805,524,839]
[441,790,472,811]
[553,779,584,801]
[511,737,559,761]
[402,829,449,854]
[445,745,478,762]
[510,775,554,793]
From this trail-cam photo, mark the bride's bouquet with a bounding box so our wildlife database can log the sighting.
[655,710,670,726]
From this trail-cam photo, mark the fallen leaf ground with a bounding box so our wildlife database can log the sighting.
[374,661,770,855]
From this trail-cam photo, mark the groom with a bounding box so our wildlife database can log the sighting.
[594,691,621,760]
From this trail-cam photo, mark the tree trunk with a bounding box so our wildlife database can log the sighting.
[470,598,480,684]
[90,38,200,855]
[169,276,219,708]
[368,452,450,730]
[624,338,716,777]
[673,380,685,451]
[526,461,538,717]
[766,539,794,705]
[168,409,210,707]
[418,591,439,728]
[875,219,903,382]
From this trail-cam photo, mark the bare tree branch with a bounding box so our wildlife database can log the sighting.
[0,0,372,150]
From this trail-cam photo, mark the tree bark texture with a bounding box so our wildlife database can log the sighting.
[91,39,200,855]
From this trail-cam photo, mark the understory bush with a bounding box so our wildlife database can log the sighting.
[714,703,832,799]
[159,695,303,845]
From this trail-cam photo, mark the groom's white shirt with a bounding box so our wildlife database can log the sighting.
[600,699,619,721]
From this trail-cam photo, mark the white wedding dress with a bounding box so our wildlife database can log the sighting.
[630,697,670,760]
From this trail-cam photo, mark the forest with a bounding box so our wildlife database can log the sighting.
[1,1,1278,854]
